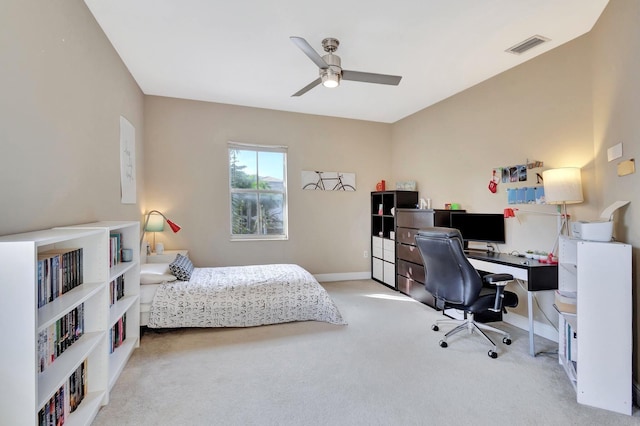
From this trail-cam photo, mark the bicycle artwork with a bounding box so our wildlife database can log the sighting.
[302,170,356,191]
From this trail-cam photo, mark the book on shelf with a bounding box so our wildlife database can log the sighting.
[109,313,127,353]
[566,322,578,362]
[38,304,85,373]
[109,232,122,267]
[68,360,87,413]
[37,359,87,426]
[109,275,125,306]
[37,248,84,308]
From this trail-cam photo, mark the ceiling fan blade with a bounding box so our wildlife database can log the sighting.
[292,78,322,97]
[342,70,402,86]
[290,36,329,69]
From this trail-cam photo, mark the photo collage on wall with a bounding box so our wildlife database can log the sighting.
[501,165,528,183]
[495,161,545,204]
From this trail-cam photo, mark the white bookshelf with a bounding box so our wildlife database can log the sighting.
[0,221,140,425]
[58,221,141,402]
[557,236,632,415]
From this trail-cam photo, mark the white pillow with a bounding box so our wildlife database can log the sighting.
[140,263,177,285]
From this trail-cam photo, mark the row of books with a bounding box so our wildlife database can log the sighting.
[37,248,84,308]
[565,322,578,363]
[38,304,84,373]
[37,360,87,426]
[110,232,122,267]
[109,313,127,354]
[109,275,125,306]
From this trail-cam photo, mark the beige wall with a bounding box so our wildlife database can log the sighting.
[0,0,145,236]
[391,34,598,250]
[143,96,390,274]
[591,0,640,382]
[391,34,599,324]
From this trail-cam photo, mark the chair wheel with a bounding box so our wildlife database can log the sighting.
[439,340,448,348]
[432,325,439,331]
[488,350,498,359]
[503,337,512,345]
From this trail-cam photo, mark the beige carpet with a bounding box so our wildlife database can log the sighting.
[93,280,638,425]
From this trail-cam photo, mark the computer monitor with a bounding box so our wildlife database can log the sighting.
[449,212,506,245]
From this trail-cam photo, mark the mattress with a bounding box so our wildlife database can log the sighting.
[140,282,161,326]
[147,264,345,328]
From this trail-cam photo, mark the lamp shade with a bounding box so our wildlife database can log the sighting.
[166,219,181,233]
[145,214,165,232]
[542,167,583,205]
[139,209,182,250]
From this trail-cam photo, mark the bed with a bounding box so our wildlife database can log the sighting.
[139,257,346,328]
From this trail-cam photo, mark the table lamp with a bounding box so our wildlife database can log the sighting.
[139,210,181,251]
[542,167,583,236]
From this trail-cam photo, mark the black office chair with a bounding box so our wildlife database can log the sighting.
[415,227,518,358]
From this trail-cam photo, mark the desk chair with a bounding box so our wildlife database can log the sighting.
[415,227,519,358]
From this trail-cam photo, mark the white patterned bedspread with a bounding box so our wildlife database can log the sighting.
[147,264,346,328]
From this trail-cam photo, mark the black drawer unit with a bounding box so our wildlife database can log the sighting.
[396,242,423,264]
[397,276,435,306]
[395,208,501,322]
[395,209,435,308]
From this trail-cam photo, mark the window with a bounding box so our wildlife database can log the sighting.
[228,142,288,240]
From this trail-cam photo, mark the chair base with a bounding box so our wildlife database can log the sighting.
[433,313,512,358]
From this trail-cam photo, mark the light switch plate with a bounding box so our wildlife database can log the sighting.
[607,143,623,162]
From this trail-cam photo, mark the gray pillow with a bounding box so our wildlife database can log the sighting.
[169,254,194,281]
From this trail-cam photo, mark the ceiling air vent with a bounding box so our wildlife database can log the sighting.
[506,35,550,55]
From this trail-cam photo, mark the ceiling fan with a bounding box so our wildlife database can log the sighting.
[290,36,402,97]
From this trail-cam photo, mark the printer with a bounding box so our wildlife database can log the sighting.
[571,200,629,241]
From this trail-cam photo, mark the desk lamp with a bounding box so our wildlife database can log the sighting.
[542,167,583,236]
[139,210,181,252]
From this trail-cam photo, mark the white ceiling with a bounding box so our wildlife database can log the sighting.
[84,0,609,123]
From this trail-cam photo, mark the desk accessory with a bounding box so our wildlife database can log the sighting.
[571,200,630,241]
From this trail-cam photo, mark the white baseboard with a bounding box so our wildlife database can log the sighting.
[314,271,370,282]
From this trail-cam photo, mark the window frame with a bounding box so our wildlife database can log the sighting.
[228,142,288,241]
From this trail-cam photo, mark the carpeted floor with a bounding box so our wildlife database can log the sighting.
[93,280,639,425]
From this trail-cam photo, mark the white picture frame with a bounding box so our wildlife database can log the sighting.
[120,116,137,204]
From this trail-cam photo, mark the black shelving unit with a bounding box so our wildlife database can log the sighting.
[370,191,418,289]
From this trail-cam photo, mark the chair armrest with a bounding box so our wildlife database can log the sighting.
[484,273,513,312]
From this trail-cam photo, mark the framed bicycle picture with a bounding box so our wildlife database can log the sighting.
[301,170,356,191]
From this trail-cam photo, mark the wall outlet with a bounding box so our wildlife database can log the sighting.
[363,250,369,258]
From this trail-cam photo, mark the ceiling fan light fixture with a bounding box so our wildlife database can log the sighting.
[321,69,341,88]
[290,36,402,97]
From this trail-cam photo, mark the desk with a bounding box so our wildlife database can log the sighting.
[465,251,558,356]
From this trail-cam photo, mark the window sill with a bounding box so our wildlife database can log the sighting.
[230,236,288,242]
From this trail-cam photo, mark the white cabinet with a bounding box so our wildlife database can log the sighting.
[371,236,395,288]
[372,257,384,282]
[383,260,396,286]
[382,239,395,262]
[0,221,140,425]
[557,236,632,415]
